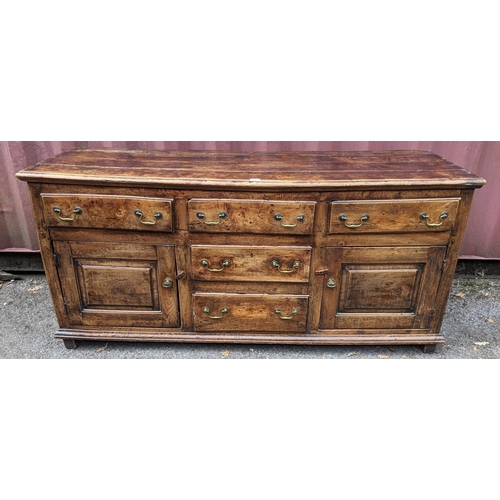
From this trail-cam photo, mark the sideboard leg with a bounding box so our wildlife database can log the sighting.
[63,338,78,349]
[421,344,437,354]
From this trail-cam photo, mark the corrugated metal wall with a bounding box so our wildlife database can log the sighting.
[1,141,498,258]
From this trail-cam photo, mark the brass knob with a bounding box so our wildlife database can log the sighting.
[162,279,173,288]
[327,277,337,288]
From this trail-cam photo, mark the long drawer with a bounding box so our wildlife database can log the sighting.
[329,198,460,233]
[191,245,312,282]
[193,293,309,332]
[188,199,316,234]
[41,194,173,231]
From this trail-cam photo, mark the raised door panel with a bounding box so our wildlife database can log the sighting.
[54,242,179,328]
[320,246,446,330]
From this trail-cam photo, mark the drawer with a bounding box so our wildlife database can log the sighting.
[188,199,316,234]
[193,293,308,332]
[191,245,312,282]
[41,194,173,231]
[328,198,460,233]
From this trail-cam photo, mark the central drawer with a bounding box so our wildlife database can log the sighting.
[193,293,309,332]
[191,245,312,282]
[188,199,316,234]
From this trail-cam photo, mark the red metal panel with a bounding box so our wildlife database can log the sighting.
[2,141,498,258]
[0,141,84,251]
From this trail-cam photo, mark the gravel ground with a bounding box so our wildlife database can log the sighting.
[1,272,498,359]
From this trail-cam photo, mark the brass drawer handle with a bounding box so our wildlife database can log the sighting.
[270,259,301,273]
[197,211,228,225]
[134,209,162,225]
[200,259,231,272]
[338,213,370,228]
[202,306,229,319]
[53,206,82,221]
[274,308,299,320]
[274,213,305,228]
[420,211,448,227]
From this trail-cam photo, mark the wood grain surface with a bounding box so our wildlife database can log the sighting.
[41,194,173,231]
[16,148,486,190]
[329,198,460,233]
[192,293,309,332]
[16,148,486,350]
[187,199,316,234]
[191,245,312,282]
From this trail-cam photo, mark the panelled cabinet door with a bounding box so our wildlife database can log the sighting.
[320,246,446,331]
[53,242,180,328]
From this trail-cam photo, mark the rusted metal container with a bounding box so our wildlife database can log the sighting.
[1,141,497,258]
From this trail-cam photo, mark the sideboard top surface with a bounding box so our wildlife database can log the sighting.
[16,148,486,190]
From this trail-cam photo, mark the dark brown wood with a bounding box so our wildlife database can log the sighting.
[41,194,173,232]
[191,245,311,282]
[192,293,309,332]
[53,241,179,328]
[187,199,316,234]
[63,338,78,349]
[55,328,445,345]
[17,149,486,190]
[328,198,460,233]
[429,189,476,333]
[320,246,446,330]
[421,344,437,353]
[16,148,485,350]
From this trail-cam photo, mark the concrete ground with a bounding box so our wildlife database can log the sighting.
[1,259,498,359]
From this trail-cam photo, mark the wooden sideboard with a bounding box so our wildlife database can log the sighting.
[16,148,485,352]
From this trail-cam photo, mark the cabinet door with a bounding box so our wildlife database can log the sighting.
[320,246,446,330]
[54,241,179,328]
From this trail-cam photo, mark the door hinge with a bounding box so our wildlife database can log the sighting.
[52,253,60,267]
